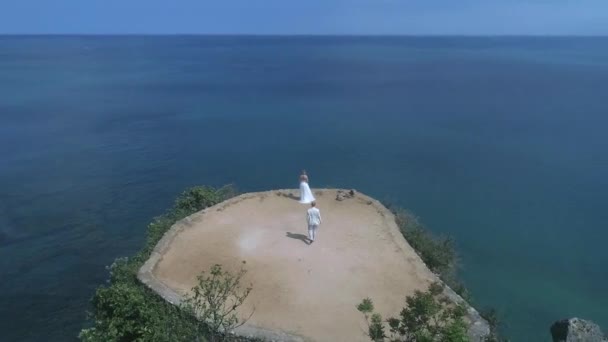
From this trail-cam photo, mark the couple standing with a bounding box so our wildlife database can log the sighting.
[299,170,321,244]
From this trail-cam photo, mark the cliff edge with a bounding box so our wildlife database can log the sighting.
[138,189,489,341]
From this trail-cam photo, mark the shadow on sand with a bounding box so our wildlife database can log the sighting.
[286,232,309,245]
[277,191,300,201]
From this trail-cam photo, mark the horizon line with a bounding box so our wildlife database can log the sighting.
[1,33,608,38]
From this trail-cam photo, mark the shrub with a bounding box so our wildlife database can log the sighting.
[388,205,505,341]
[80,278,202,342]
[183,263,253,342]
[358,282,470,342]
[390,206,475,313]
[80,185,238,342]
[174,186,223,214]
[392,208,457,276]
[357,298,386,342]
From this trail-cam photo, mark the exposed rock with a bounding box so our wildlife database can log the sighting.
[439,284,490,341]
[336,189,356,201]
[550,318,607,342]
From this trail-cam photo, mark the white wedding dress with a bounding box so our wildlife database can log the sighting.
[299,181,315,204]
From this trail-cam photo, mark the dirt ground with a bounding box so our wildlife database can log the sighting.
[148,189,436,341]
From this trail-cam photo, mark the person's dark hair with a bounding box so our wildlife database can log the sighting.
[311,201,316,207]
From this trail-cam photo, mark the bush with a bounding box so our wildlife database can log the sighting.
[174,186,222,214]
[390,206,472,303]
[357,298,386,342]
[80,258,204,342]
[80,185,238,342]
[80,279,203,342]
[392,208,457,276]
[358,282,469,342]
[183,263,253,342]
[388,205,505,341]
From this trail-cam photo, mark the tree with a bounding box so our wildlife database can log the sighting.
[357,282,470,342]
[182,263,254,342]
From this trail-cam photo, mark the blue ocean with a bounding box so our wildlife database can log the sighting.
[1,36,607,341]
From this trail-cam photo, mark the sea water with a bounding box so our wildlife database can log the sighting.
[1,36,607,341]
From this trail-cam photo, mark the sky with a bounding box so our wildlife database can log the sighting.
[0,0,607,35]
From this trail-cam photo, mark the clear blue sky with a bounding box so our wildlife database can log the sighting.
[1,0,607,35]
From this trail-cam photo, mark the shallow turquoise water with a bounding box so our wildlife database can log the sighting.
[1,36,607,341]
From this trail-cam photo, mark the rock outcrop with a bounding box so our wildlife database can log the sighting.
[550,318,607,342]
[139,189,490,341]
[336,189,356,201]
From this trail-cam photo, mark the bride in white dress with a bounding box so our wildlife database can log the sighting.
[299,170,315,204]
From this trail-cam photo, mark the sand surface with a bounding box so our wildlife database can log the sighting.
[146,189,436,341]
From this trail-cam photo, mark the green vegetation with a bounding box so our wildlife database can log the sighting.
[81,185,503,342]
[79,258,203,342]
[183,263,253,342]
[80,185,245,342]
[391,208,456,275]
[382,205,507,341]
[389,207,469,300]
[358,282,469,342]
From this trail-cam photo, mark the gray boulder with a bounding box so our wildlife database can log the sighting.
[551,318,607,342]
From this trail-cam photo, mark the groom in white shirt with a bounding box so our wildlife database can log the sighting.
[307,201,322,244]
